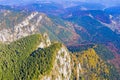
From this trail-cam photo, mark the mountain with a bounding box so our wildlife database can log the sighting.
[0,33,119,80]
[0,2,120,80]
[63,5,120,35]
[61,5,120,74]
[62,5,120,50]
[63,14,120,48]
[0,8,80,45]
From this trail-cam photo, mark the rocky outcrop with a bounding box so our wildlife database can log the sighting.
[42,46,71,80]
[38,33,51,48]
[34,34,83,80]
[0,12,44,43]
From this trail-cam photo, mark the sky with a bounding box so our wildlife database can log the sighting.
[0,0,119,6]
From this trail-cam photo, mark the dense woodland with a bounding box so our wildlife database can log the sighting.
[0,34,62,80]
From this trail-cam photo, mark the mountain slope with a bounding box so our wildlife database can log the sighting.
[0,9,80,44]
[63,11,120,52]
[0,33,119,80]
[0,34,50,79]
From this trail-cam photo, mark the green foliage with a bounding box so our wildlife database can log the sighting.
[0,34,42,79]
[0,33,119,80]
[10,34,42,60]
[0,34,62,80]
[19,43,62,80]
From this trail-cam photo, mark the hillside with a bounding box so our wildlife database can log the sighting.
[0,33,119,80]
[0,9,80,44]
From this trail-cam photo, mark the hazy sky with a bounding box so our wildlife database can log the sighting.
[0,0,119,6]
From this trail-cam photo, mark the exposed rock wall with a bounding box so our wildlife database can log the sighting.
[42,46,72,80]
[0,12,44,43]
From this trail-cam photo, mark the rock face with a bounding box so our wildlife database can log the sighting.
[38,33,51,48]
[0,12,38,42]
[110,16,120,34]
[0,28,13,42]
[34,34,82,80]
[42,46,72,80]
[103,15,120,34]
[0,12,51,43]
[0,12,54,42]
